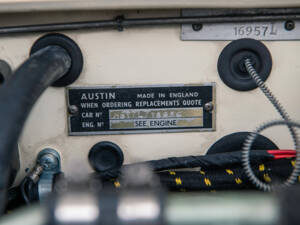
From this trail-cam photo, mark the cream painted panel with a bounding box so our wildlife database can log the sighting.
[0,25,299,183]
[0,0,300,12]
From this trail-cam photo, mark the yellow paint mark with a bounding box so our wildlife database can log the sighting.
[200,170,205,175]
[226,169,234,175]
[175,177,182,185]
[263,174,272,183]
[291,160,296,168]
[179,188,186,192]
[204,178,212,186]
[259,164,265,172]
[235,178,242,184]
[298,176,300,182]
[169,171,176,175]
[210,190,216,193]
[114,181,121,188]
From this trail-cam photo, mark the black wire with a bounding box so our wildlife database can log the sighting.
[20,178,30,204]
[124,150,273,172]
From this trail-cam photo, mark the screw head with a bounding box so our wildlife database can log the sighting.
[285,20,295,31]
[39,153,59,171]
[116,16,124,32]
[204,102,214,112]
[68,105,78,115]
[192,23,203,31]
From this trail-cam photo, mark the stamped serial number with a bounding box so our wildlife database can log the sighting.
[234,24,277,37]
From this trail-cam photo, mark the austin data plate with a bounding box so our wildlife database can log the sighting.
[67,84,215,135]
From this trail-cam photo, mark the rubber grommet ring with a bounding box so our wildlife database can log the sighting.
[206,132,278,155]
[88,142,124,173]
[217,38,272,91]
[30,33,83,87]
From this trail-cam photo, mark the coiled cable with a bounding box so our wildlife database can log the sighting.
[242,120,300,191]
[244,58,298,148]
[242,58,300,191]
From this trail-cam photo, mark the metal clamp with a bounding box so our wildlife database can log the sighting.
[37,148,61,202]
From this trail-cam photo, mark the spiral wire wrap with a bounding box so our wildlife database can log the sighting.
[242,120,300,191]
[244,58,298,148]
[242,58,300,191]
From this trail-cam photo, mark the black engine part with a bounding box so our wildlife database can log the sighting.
[206,132,278,155]
[30,33,83,87]
[217,38,272,91]
[89,142,124,178]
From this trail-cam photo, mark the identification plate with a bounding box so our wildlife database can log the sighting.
[181,21,300,41]
[67,84,215,135]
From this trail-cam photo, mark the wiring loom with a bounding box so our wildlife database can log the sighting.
[242,59,300,191]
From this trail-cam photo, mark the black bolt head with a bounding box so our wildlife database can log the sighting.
[285,20,295,31]
[192,23,203,31]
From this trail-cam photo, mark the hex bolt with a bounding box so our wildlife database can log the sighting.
[39,153,59,171]
[204,102,214,112]
[68,105,78,115]
[192,23,203,31]
[285,20,295,31]
[37,149,60,172]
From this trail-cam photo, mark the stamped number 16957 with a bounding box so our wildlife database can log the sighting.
[234,24,277,37]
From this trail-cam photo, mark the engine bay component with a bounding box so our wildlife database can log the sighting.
[243,120,300,191]
[89,142,124,177]
[181,9,300,41]
[182,20,300,41]
[1,8,300,35]
[67,84,215,135]
[232,56,299,192]
[206,132,278,155]
[0,44,72,213]
[30,33,83,87]
[218,38,272,91]
[37,149,61,201]
[0,3,300,224]
[0,60,11,85]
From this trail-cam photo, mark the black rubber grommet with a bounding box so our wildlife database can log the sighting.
[88,141,124,173]
[206,132,278,155]
[30,33,83,87]
[217,38,272,91]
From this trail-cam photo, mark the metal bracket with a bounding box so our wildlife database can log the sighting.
[37,148,61,202]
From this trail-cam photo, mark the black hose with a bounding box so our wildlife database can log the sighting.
[0,45,71,214]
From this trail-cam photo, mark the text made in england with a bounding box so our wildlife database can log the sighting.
[136,92,199,99]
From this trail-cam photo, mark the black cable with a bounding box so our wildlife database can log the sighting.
[243,59,299,191]
[5,187,24,211]
[20,178,30,205]
[157,158,294,191]
[0,45,71,214]
[104,157,296,191]
[124,150,274,172]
